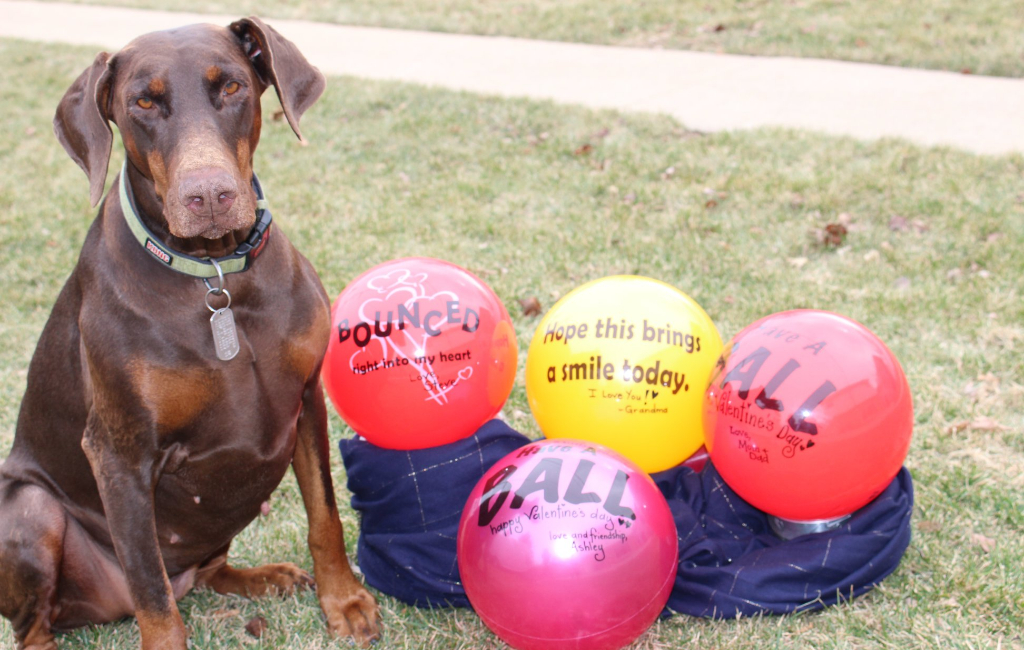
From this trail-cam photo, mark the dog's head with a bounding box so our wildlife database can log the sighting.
[53,18,324,243]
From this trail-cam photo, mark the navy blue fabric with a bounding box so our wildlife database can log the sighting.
[339,419,531,607]
[339,421,913,616]
[651,462,914,618]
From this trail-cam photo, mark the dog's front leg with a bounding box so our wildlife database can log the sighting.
[81,410,188,650]
[291,378,380,647]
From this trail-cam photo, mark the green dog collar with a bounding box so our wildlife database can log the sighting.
[118,162,273,278]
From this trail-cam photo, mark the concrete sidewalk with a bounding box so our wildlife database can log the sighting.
[3,0,1023,156]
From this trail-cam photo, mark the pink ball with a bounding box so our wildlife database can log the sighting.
[457,439,678,650]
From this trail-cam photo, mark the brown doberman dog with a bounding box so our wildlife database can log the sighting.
[0,17,380,650]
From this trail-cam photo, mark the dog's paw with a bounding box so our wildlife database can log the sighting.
[321,589,380,648]
[199,562,314,598]
[250,562,315,597]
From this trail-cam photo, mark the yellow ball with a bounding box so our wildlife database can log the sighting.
[525,276,723,473]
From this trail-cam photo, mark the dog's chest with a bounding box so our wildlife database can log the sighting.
[144,337,315,559]
[136,289,328,518]
[148,346,302,477]
[131,322,310,438]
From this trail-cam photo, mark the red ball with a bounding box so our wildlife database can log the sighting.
[322,258,517,449]
[458,439,678,650]
[703,310,913,522]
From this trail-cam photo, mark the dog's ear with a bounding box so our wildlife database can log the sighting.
[230,17,326,144]
[53,52,115,207]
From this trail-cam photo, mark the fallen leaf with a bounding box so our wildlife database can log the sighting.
[970,533,996,553]
[821,223,848,247]
[945,421,970,434]
[960,68,973,75]
[209,608,241,620]
[705,199,719,209]
[917,520,942,533]
[979,372,1003,388]
[518,296,542,317]
[889,215,909,231]
[713,23,727,32]
[968,416,1009,432]
[574,143,593,156]
[962,382,979,397]
[245,616,268,638]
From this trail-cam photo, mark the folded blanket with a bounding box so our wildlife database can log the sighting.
[339,420,913,617]
[340,419,528,607]
[654,460,913,617]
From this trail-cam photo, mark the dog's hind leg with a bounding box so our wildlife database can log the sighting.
[0,480,66,650]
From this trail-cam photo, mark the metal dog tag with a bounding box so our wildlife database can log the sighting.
[210,307,240,361]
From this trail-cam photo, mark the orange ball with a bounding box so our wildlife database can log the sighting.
[703,310,913,522]
[322,258,517,449]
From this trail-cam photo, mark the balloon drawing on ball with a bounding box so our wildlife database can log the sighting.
[702,309,913,538]
[322,258,517,450]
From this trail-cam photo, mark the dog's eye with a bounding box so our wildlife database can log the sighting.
[136,97,154,109]
[224,81,241,96]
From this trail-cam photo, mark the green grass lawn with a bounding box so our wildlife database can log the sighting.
[1,37,1023,649]
[45,0,1024,78]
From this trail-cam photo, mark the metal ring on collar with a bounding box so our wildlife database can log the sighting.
[205,287,232,312]
[203,257,227,294]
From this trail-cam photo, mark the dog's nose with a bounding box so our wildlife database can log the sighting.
[179,168,238,217]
